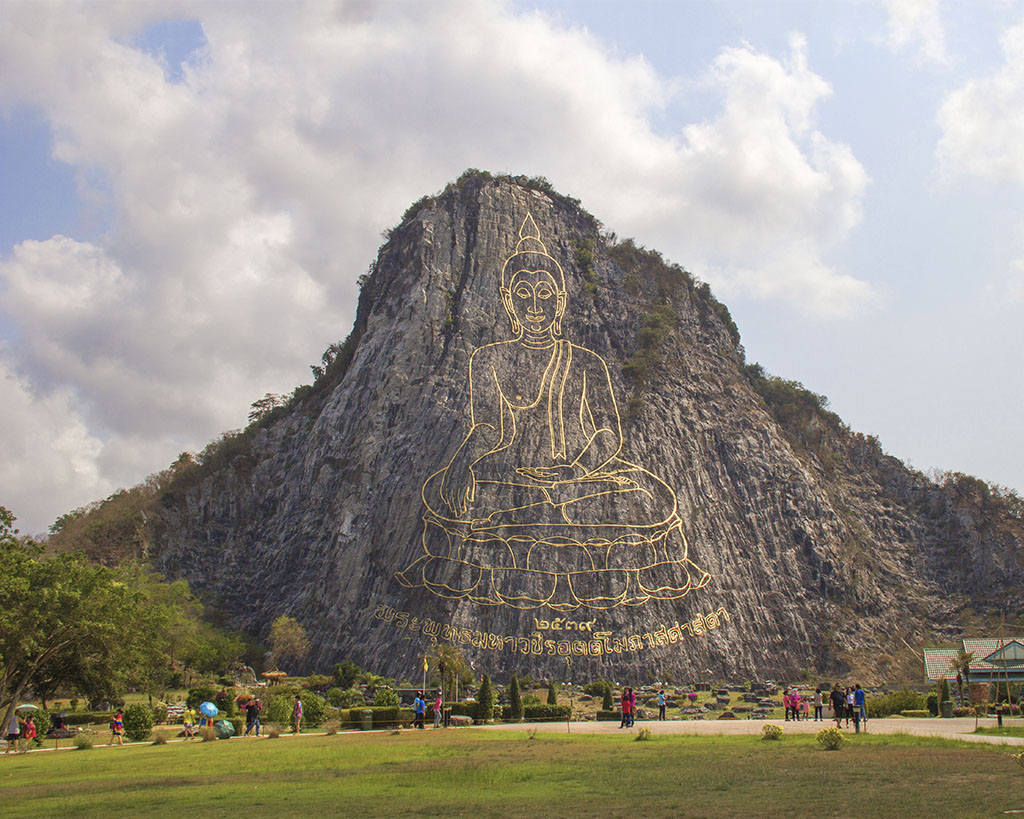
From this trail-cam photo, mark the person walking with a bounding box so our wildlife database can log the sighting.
[783,689,792,721]
[854,684,867,725]
[414,692,425,729]
[110,709,124,745]
[292,695,303,735]
[791,689,802,721]
[628,688,637,727]
[813,688,823,722]
[3,710,20,754]
[22,716,36,748]
[433,692,442,728]
[244,698,262,737]
[619,688,631,728]
[830,684,845,729]
[845,687,855,727]
[657,690,666,721]
[183,706,196,739]
[800,692,810,722]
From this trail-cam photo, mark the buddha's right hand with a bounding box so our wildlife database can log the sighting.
[440,466,475,516]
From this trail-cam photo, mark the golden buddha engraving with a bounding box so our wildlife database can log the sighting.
[395,214,711,611]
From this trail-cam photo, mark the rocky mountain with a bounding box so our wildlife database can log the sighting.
[97,170,1024,683]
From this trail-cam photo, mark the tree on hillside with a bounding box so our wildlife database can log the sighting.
[268,615,309,670]
[0,506,143,734]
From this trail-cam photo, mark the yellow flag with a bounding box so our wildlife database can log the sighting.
[422,656,428,672]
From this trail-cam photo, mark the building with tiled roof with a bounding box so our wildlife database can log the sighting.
[923,639,1024,684]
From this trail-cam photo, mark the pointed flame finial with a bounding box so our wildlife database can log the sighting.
[515,213,548,255]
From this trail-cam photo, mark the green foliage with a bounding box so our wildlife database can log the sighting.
[816,726,846,751]
[522,705,571,721]
[32,709,51,744]
[214,690,236,718]
[635,727,653,741]
[926,694,939,716]
[547,679,558,706]
[333,660,362,690]
[301,693,328,728]
[477,674,495,722]
[73,733,93,750]
[0,527,146,734]
[373,687,399,707]
[867,689,924,719]
[123,704,154,742]
[522,693,542,706]
[509,675,523,721]
[327,687,365,708]
[264,696,293,726]
[900,710,932,718]
[187,687,217,711]
[761,723,783,740]
[268,614,309,670]
[940,678,951,703]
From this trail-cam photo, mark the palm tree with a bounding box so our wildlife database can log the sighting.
[953,648,975,704]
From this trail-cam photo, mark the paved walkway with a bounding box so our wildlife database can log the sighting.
[480,716,1024,747]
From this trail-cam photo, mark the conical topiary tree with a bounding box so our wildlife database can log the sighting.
[602,682,614,711]
[547,679,558,706]
[509,674,523,721]
[477,673,494,722]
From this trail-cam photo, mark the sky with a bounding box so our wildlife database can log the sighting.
[1,0,1022,535]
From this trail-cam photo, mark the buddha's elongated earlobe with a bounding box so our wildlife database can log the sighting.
[501,287,522,336]
[553,292,567,336]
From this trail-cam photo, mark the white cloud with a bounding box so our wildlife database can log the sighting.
[937,23,1024,185]
[937,21,1024,302]
[0,1,872,530]
[880,0,949,65]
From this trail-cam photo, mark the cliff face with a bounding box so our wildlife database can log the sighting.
[149,172,1024,682]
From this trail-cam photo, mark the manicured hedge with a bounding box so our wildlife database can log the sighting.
[899,710,932,718]
[336,707,414,729]
[596,710,620,721]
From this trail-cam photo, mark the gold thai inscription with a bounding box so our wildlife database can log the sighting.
[373,603,730,657]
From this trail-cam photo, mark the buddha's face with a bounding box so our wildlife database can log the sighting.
[503,268,565,337]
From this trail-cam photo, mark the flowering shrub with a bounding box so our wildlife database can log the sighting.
[816,726,846,751]
[1012,751,1023,771]
[761,724,783,741]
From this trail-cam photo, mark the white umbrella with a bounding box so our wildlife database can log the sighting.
[14,704,39,711]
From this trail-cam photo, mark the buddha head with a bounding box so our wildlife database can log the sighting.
[500,214,567,340]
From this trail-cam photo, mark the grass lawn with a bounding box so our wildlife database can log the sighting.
[974,725,1024,737]
[1,730,1022,818]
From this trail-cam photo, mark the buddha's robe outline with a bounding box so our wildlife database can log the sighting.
[396,338,710,611]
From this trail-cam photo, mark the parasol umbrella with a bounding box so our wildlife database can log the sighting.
[199,701,219,718]
[15,704,39,711]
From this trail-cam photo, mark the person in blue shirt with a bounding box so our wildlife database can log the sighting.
[414,693,425,729]
[657,690,666,721]
[854,684,866,724]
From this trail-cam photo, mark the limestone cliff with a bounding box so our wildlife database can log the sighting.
[146,171,1024,683]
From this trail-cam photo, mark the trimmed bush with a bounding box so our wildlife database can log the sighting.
[900,710,932,718]
[123,704,154,742]
[523,704,571,721]
[373,688,400,707]
[761,724,783,740]
[509,676,523,721]
[264,695,293,725]
[327,687,365,708]
[63,711,114,727]
[596,710,620,721]
[302,693,328,728]
[73,734,93,750]
[547,680,558,705]
[866,689,923,719]
[816,726,846,751]
[478,674,495,723]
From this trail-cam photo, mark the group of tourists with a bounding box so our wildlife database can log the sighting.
[783,688,811,721]
[3,711,36,753]
[829,683,867,730]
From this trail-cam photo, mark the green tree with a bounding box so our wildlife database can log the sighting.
[547,679,558,706]
[333,660,361,690]
[0,509,143,735]
[602,683,614,711]
[122,704,154,742]
[301,693,328,727]
[939,677,951,703]
[953,648,975,704]
[509,675,523,721]
[268,615,309,670]
[373,687,400,707]
[477,673,494,722]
